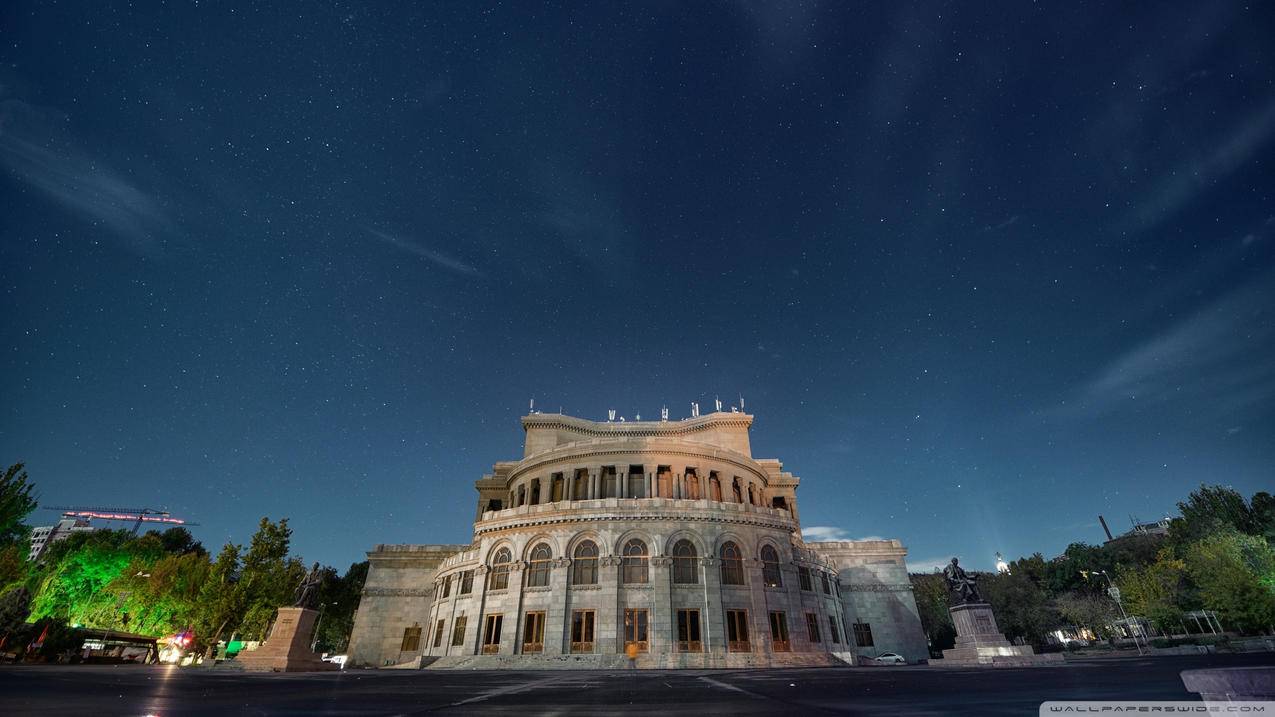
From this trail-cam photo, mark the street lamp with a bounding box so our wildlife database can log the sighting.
[1081,569,1144,656]
[311,601,338,653]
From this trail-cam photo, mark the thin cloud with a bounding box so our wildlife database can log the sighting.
[1122,100,1275,234]
[0,100,171,255]
[801,526,886,543]
[982,215,1020,233]
[1069,273,1275,417]
[364,228,482,277]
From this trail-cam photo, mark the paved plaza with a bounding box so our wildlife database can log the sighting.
[1,653,1272,715]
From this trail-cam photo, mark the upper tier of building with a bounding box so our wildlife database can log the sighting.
[520,411,754,459]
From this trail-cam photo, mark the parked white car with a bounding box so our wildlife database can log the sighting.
[871,652,907,664]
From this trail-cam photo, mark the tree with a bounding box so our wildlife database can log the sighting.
[1054,591,1117,641]
[0,586,31,640]
[233,517,302,641]
[1116,548,1192,632]
[1170,484,1257,547]
[147,527,206,557]
[0,463,37,546]
[195,542,242,658]
[909,572,955,653]
[1183,530,1275,633]
[1252,492,1275,543]
[981,569,1059,648]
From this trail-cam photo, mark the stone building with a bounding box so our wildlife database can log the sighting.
[346,411,928,668]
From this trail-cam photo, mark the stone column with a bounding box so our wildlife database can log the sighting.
[746,556,770,655]
[701,557,726,659]
[651,555,673,660]
[589,471,598,500]
[543,557,571,655]
[645,469,653,499]
[565,469,574,502]
[619,465,628,498]
[598,555,622,654]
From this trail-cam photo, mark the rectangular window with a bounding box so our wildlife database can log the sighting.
[400,624,421,652]
[482,614,503,654]
[853,622,874,648]
[676,609,702,653]
[450,616,468,647]
[432,618,445,648]
[768,611,790,652]
[522,611,545,654]
[798,566,812,591]
[829,616,841,644]
[725,609,750,652]
[440,575,451,599]
[624,608,649,653]
[805,613,822,643]
[571,610,596,653]
[820,572,832,595]
[460,570,473,595]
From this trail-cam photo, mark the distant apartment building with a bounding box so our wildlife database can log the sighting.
[28,517,95,561]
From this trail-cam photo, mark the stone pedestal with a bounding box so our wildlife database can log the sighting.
[237,607,338,672]
[935,603,1062,667]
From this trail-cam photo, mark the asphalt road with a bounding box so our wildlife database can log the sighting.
[1,653,1272,716]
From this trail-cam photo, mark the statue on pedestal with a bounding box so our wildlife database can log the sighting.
[292,562,323,609]
[943,557,983,605]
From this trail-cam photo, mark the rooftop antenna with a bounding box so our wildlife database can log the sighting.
[715,396,722,412]
[607,409,616,422]
[635,413,641,421]
[529,398,535,413]
[661,406,669,421]
[691,402,700,417]
[740,394,745,411]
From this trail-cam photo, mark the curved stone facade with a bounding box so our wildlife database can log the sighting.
[347,411,928,668]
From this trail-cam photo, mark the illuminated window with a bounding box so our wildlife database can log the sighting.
[760,545,782,587]
[805,613,822,643]
[676,609,702,652]
[572,541,598,585]
[459,570,473,594]
[451,616,467,647]
[725,609,750,652]
[621,538,648,584]
[768,612,790,652]
[481,614,503,654]
[571,610,595,653]
[488,547,512,591]
[672,539,698,584]
[522,611,545,653]
[526,543,551,587]
[432,618,445,648]
[440,575,451,599]
[719,542,744,585]
[624,608,649,652]
[400,623,421,652]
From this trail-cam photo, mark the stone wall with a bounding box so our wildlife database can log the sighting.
[809,540,930,663]
[346,544,468,667]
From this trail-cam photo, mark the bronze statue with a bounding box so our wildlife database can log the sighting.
[943,557,983,605]
[292,562,323,609]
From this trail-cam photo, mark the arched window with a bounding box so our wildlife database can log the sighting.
[572,541,598,585]
[760,545,782,587]
[672,539,698,584]
[488,547,512,591]
[732,479,743,504]
[719,541,744,585]
[526,543,552,587]
[621,538,649,584]
[710,476,722,502]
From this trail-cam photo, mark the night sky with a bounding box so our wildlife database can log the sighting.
[2,3,1273,572]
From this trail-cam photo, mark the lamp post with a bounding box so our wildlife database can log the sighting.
[311,601,337,653]
[1082,569,1143,656]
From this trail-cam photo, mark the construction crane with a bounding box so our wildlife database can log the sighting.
[43,506,199,535]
